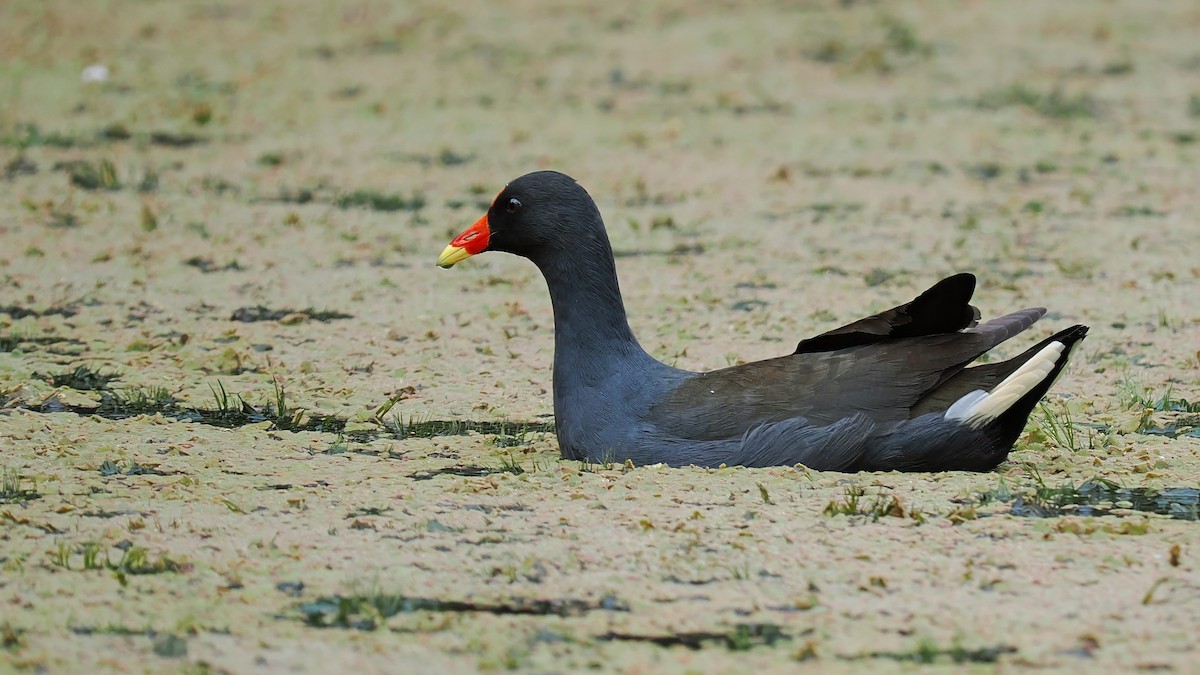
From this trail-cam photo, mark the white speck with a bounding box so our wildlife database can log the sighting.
[81,64,109,84]
[709,390,715,394]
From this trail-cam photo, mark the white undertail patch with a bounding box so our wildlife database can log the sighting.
[944,341,1066,429]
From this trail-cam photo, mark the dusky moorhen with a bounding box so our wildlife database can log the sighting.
[438,171,1088,472]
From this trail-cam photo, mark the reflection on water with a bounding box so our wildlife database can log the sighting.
[996,480,1200,521]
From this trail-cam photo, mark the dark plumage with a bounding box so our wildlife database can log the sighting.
[437,171,1088,471]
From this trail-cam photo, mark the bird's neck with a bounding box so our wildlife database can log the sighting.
[530,235,661,438]
[536,244,645,366]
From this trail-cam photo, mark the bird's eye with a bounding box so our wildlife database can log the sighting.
[506,198,522,214]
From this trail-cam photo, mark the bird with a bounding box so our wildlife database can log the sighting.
[437,171,1088,472]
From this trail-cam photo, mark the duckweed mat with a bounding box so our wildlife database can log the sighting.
[2,0,1198,671]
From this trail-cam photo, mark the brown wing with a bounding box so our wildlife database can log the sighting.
[646,304,1046,442]
[647,332,993,440]
[793,273,980,354]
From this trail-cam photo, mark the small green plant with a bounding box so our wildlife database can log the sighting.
[149,131,205,148]
[82,542,105,570]
[976,84,1099,120]
[298,592,399,630]
[383,414,554,442]
[964,162,1003,181]
[497,451,527,475]
[880,16,932,58]
[98,460,122,476]
[823,485,907,521]
[1118,377,1152,410]
[725,623,788,650]
[577,455,616,472]
[152,632,188,658]
[4,154,36,179]
[806,15,932,74]
[1001,473,1163,520]
[52,541,71,569]
[109,546,185,584]
[371,392,406,422]
[0,467,38,504]
[208,380,242,417]
[1117,380,1200,416]
[757,482,774,505]
[1,468,19,499]
[1,123,81,149]
[98,123,131,141]
[269,378,308,430]
[975,477,1014,506]
[296,586,615,630]
[1111,204,1166,218]
[46,364,120,390]
[2,622,21,651]
[334,190,426,212]
[1147,384,1200,413]
[387,415,458,439]
[140,204,158,231]
[187,221,210,238]
[866,637,1016,664]
[272,379,288,418]
[0,329,29,352]
[266,379,321,430]
[1036,400,1090,451]
[324,435,349,455]
[823,484,864,516]
[136,169,159,193]
[49,541,182,577]
[105,386,175,414]
[1102,57,1134,76]
[69,159,121,190]
[491,420,535,448]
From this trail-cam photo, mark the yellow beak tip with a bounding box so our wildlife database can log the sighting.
[436,245,472,268]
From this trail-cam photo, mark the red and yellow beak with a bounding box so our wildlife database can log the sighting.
[437,214,491,268]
